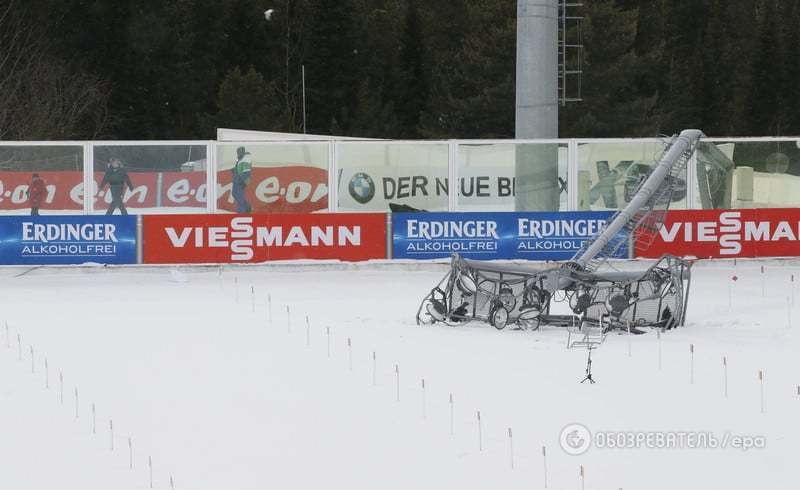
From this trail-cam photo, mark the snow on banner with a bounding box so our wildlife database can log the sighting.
[638,208,800,259]
[142,213,386,263]
[0,216,137,265]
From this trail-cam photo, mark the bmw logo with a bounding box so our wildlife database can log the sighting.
[348,172,375,204]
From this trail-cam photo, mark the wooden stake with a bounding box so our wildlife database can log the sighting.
[508,427,514,469]
[347,338,352,371]
[657,330,662,371]
[395,364,400,402]
[372,352,376,386]
[626,321,631,357]
[543,446,548,488]
[421,379,426,419]
[449,394,454,436]
[477,410,483,452]
[723,356,728,398]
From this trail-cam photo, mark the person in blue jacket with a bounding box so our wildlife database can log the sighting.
[231,146,253,213]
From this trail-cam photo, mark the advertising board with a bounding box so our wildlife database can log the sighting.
[0,216,136,265]
[392,211,620,260]
[143,214,386,264]
[638,209,800,259]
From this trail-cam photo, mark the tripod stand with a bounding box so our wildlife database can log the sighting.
[581,346,596,384]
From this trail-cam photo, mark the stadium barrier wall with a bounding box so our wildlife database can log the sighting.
[0,215,136,265]
[391,211,626,261]
[637,208,800,259]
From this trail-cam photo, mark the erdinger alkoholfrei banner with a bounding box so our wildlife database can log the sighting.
[392,211,621,260]
[143,214,386,264]
[637,208,800,259]
[0,216,136,265]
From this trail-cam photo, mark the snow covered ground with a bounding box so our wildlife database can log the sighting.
[1,260,799,490]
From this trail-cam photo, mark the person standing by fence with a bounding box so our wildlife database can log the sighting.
[27,173,46,216]
[99,158,134,215]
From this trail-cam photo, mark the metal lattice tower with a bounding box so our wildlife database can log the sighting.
[558,2,584,106]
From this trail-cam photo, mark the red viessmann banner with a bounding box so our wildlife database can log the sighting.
[638,208,800,259]
[143,214,386,263]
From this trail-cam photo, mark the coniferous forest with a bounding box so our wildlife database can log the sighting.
[1,0,797,140]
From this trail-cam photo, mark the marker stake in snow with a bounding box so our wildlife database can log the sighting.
[110,419,114,451]
[148,456,153,488]
[74,387,79,419]
[251,286,255,313]
[17,334,21,360]
[723,356,728,398]
[170,475,175,490]
[657,330,662,371]
[372,352,376,386]
[267,294,272,326]
[128,437,133,469]
[788,297,792,328]
[542,446,548,488]
[449,394,454,436]
[4,321,8,348]
[234,276,239,303]
[761,265,765,297]
[477,410,482,452]
[92,403,96,434]
[59,371,64,404]
[286,305,291,333]
[508,427,514,469]
[326,327,331,358]
[626,321,631,357]
[759,370,764,413]
[580,465,585,490]
[305,316,310,347]
[792,274,796,307]
[30,345,34,373]
[689,344,695,384]
[421,379,426,419]
[347,338,352,371]
[395,364,400,402]
[45,358,49,389]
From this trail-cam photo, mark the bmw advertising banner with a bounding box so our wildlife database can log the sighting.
[0,216,137,265]
[392,211,624,261]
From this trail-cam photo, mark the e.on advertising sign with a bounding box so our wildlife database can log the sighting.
[143,214,386,264]
[639,209,800,259]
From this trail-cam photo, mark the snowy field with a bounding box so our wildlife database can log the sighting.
[1,260,799,490]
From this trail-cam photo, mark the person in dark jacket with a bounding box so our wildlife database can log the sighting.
[27,173,46,216]
[99,158,134,215]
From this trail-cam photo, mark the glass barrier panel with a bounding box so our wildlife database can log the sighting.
[0,145,85,215]
[696,140,800,209]
[456,142,568,211]
[576,140,687,210]
[92,144,207,215]
[215,143,329,213]
[337,143,449,212]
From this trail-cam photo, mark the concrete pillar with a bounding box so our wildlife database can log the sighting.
[515,0,559,211]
